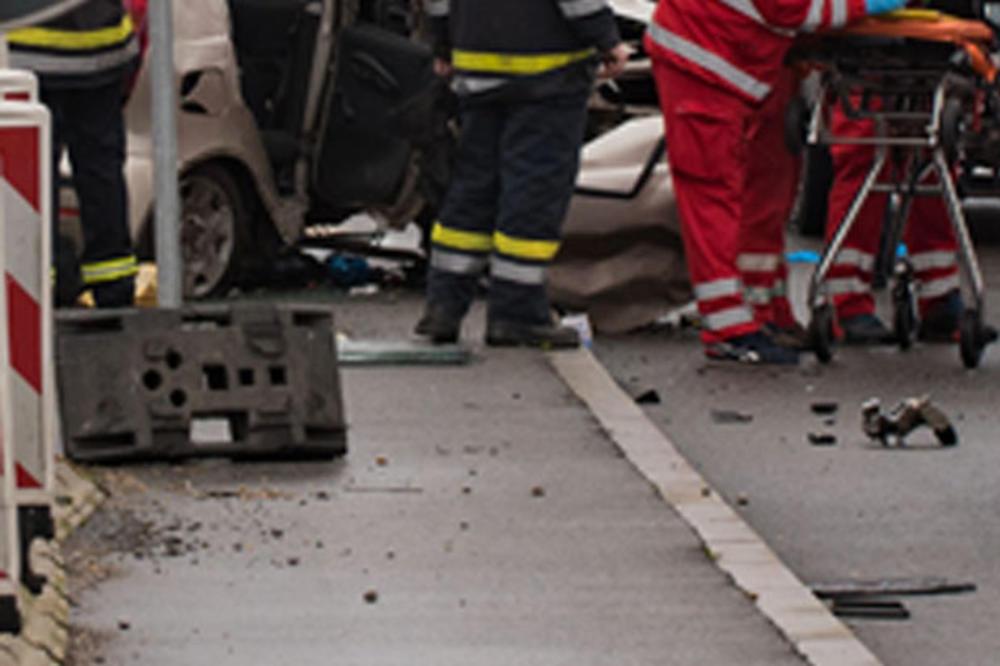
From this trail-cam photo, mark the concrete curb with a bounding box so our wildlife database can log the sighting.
[550,349,883,666]
[0,462,105,665]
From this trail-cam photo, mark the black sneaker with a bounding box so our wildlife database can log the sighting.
[414,306,461,344]
[764,322,810,350]
[705,331,799,365]
[841,313,894,345]
[485,320,580,349]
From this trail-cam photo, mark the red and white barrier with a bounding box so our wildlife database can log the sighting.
[0,79,53,627]
[0,69,38,102]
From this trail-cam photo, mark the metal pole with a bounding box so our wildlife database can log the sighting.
[149,0,182,307]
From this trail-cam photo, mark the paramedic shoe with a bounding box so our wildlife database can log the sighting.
[917,290,962,343]
[485,320,580,349]
[705,331,800,365]
[841,313,894,345]
[414,305,462,344]
[764,322,811,350]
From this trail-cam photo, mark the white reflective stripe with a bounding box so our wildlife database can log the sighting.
[830,0,848,28]
[834,248,875,272]
[452,75,507,95]
[646,22,771,101]
[826,277,869,296]
[425,0,449,17]
[694,277,743,301]
[799,0,825,32]
[918,274,961,300]
[744,286,773,305]
[559,0,607,19]
[737,253,781,273]
[9,38,137,75]
[491,257,547,285]
[717,0,794,37]
[704,306,755,331]
[910,250,957,272]
[431,249,489,275]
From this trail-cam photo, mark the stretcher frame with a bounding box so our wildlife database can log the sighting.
[790,14,999,367]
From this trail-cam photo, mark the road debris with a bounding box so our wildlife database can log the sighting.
[337,338,471,366]
[634,389,662,405]
[829,598,910,620]
[710,409,754,425]
[811,576,977,599]
[862,396,958,447]
[810,401,839,416]
[363,590,379,605]
[808,433,837,447]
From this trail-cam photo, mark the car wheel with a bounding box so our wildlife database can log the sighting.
[180,164,250,299]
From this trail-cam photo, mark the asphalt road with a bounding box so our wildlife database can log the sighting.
[595,245,1000,666]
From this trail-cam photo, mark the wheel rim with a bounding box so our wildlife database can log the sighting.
[180,173,237,299]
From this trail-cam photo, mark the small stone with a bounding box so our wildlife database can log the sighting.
[511,393,522,400]
[270,529,284,539]
[386,551,396,560]
[117,619,131,631]
[461,486,472,495]
[287,557,300,567]
[459,521,470,531]
[316,541,325,549]
[531,486,546,498]
[363,590,379,604]
[315,491,331,501]
[375,456,389,467]
[233,543,244,553]
[701,487,712,498]
[736,494,750,507]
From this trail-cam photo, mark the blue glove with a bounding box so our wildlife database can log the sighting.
[865,0,907,14]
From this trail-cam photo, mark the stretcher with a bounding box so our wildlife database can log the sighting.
[786,9,1000,367]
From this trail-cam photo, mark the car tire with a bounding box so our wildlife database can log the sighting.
[179,163,254,300]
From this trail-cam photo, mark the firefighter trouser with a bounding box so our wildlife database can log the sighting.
[43,78,136,308]
[653,62,760,345]
[426,91,589,325]
[739,69,800,331]
[826,102,959,321]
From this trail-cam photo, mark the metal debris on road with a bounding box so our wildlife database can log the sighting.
[829,598,911,621]
[862,396,959,447]
[808,433,837,447]
[337,338,472,366]
[811,576,977,599]
[710,409,754,425]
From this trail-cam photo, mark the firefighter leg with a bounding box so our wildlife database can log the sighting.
[740,70,802,334]
[486,91,588,346]
[58,79,135,307]
[419,103,502,341]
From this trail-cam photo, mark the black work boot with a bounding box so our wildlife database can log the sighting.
[485,320,580,349]
[92,278,135,308]
[414,305,462,344]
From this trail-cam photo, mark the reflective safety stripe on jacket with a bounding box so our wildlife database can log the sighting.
[426,0,619,98]
[81,254,138,286]
[644,0,867,103]
[8,3,138,80]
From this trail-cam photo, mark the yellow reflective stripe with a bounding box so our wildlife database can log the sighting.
[81,256,138,284]
[8,15,134,51]
[431,223,493,253]
[452,48,594,76]
[493,232,560,262]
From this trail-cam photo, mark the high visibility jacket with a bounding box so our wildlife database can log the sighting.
[644,0,868,104]
[8,0,138,88]
[424,0,620,100]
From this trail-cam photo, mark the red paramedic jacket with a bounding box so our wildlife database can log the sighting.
[644,0,869,104]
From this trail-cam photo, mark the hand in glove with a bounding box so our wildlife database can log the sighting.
[865,0,908,14]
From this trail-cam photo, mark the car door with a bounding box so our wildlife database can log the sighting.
[312,23,446,211]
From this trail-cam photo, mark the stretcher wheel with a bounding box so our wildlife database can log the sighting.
[892,264,917,351]
[960,309,988,369]
[784,95,809,156]
[941,97,966,162]
[809,304,835,364]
